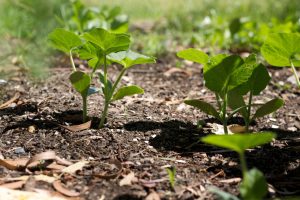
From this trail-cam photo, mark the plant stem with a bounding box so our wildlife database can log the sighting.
[290,59,300,88]
[239,152,248,178]
[99,101,109,128]
[99,53,108,128]
[111,68,126,95]
[245,90,253,132]
[222,93,228,134]
[69,49,76,72]
[82,96,87,122]
[215,92,222,110]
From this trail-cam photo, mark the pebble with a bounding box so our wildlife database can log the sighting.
[14,147,25,154]
[271,124,279,129]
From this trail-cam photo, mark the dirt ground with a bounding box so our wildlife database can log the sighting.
[0,56,299,199]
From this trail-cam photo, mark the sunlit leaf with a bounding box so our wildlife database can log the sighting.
[108,50,156,68]
[261,33,300,67]
[69,71,91,98]
[177,48,209,64]
[48,28,82,53]
[201,132,276,154]
[82,28,130,54]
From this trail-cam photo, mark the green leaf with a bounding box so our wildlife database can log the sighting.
[204,55,252,93]
[240,168,268,200]
[69,71,91,98]
[112,85,144,101]
[227,91,247,119]
[201,132,276,154]
[261,33,300,67]
[48,28,82,53]
[253,98,284,119]
[108,50,156,68]
[78,43,104,68]
[99,72,113,97]
[87,87,100,96]
[229,18,242,36]
[249,64,271,95]
[177,48,209,64]
[184,99,221,121]
[166,167,176,189]
[82,28,130,54]
[208,186,240,200]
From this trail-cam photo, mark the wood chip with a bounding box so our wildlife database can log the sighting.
[119,172,138,186]
[62,161,88,174]
[0,180,26,189]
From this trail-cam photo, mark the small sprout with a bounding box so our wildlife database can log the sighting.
[261,33,300,88]
[166,166,176,190]
[202,132,275,200]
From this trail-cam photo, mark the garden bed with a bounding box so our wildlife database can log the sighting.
[0,59,299,199]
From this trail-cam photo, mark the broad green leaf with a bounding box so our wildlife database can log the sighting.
[108,50,156,68]
[208,186,240,200]
[69,71,91,98]
[201,132,276,154]
[240,168,268,200]
[261,33,300,67]
[229,18,242,36]
[177,48,209,64]
[112,85,144,101]
[82,28,130,54]
[48,28,82,53]
[78,43,104,68]
[253,98,284,119]
[204,55,252,93]
[184,99,221,121]
[228,91,247,119]
[250,64,271,95]
[166,167,176,189]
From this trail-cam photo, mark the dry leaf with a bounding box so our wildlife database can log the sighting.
[0,93,20,110]
[60,120,91,132]
[164,68,191,77]
[94,159,122,180]
[0,187,66,200]
[207,123,246,135]
[62,161,88,174]
[53,180,80,197]
[219,177,241,184]
[0,180,26,189]
[119,172,138,186]
[145,191,161,200]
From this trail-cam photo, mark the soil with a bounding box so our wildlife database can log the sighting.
[0,56,300,200]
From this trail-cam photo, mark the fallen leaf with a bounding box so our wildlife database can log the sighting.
[53,180,80,197]
[0,93,20,110]
[206,123,246,135]
[164,68,191,77]
[0,180,26,189]
[26,151,57,168]
[119,172,138,186]
[60,120,91,132]
[62,161,88,174]
[0,187,66,200]
[94,159,122,180]
[0,158,28,170]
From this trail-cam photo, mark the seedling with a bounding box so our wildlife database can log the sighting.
[261,33,300,89]
[48,28,155,127]
[202,132,276,200]
[82,28,155,128]
[166,166,176,190]
[57,0,129,34]
[177,49,283,133]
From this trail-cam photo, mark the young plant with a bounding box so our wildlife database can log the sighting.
[227,55,284,132]
[82,28,155,128]
[56,0,129,34]
[202,132,276,200]
[177,49,283,133]
[48,28,93,122]
[261,33,300,88]
[166,166,176,190]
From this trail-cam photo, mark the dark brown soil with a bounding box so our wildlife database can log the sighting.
[0,58,299,199]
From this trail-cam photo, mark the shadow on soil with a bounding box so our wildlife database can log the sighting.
[125,120,300,195]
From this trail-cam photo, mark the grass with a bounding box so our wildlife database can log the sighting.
[0,0,299,77]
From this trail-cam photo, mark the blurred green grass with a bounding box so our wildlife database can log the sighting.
[0,0,299,78]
